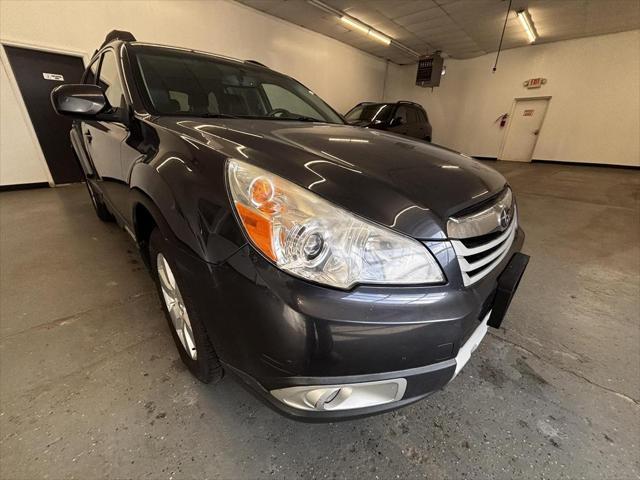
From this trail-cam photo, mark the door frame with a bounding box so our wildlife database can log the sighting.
[497,95,551,162]
[0,38,88,186]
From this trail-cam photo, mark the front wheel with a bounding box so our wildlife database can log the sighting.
[149,228,223,383]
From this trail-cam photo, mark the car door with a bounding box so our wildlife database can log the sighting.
[408,106,426,139]
[403,106,417,138]
[81,49,130,218]
[416,108,432,141]
[71,58,101,180]
[387,105,409,136]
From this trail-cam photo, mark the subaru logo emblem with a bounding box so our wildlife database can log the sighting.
[499,207,512,229]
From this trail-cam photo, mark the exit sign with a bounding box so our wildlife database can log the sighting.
[523,77,547,89]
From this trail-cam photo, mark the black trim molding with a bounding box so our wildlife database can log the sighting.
[472,157,639,170]
[532,159,639,170]
[0,182,49,192]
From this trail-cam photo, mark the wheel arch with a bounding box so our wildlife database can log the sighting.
[130,188,178,268]
[131,196,158,268]
[129,185,219,269]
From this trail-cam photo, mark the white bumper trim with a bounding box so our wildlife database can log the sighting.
[452,310,491,378]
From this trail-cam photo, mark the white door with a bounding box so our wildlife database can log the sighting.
[499,98,549,162]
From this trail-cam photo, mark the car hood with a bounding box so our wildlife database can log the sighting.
[153,118,506,239]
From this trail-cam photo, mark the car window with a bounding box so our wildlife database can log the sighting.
[395,106,409,124]
[407,107,419,124]
[98,50,124,109]
[132,47,343,123]
[83,59,100,85]
[262,84,319,118]
[416,109,428,123]
[168,91,189,111]
[345,105,363,121]
[345,104,392,123]
[225,86,268,116]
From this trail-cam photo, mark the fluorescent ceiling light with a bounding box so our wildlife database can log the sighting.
[340,16,391,45]
[340,16,369,35]
[367,29,392,46]
[308,0,418,56]
[516,10,538,43]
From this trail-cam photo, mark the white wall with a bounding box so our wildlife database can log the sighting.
[0,0,387,186]
[0,61,51,185]
[384,30,640,167]
[2,2,637,186]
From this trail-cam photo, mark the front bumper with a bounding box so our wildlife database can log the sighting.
[226,307,501,421]
[224,356,457,421]
[177,227,526,420]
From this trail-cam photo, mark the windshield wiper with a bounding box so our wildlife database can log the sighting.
[197,113,326,122]
[268,115,322,122]
[291,116,322,122]
[198,113,240,119]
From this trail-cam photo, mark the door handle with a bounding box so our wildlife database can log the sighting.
[84,131,92,143]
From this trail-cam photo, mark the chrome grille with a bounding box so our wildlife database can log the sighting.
[451,208,517,286]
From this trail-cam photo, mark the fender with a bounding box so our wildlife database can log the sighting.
[129,160,245,266]
[128,186,185,249]
[126,184,237,360]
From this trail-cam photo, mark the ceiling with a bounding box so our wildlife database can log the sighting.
[237,0,640,64]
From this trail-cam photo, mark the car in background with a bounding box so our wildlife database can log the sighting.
[345,101,432,141]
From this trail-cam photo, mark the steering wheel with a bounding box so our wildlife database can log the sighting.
[267,108,291,118]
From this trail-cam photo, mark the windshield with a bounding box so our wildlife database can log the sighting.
[345,103,393,123]
[130,46,344,124]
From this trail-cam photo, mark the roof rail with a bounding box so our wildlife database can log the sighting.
[100,30,136,49]
[397,100,420,106]
[244,59,268,68]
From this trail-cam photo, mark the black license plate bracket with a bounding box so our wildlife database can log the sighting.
[487,252,530,329]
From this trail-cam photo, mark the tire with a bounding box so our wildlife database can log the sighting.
[148,228,223,383]
[425,136,432,143]
[86,181,114,222]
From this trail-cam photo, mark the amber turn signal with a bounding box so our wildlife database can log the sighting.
[235,202,276,261]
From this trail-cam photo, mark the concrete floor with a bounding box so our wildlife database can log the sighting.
[1,161,638,479]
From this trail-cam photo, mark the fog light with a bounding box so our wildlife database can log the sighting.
[271,379,406,411]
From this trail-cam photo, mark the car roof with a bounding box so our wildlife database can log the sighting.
[129,42,249,65]
[396,100,425,109]
[97,35,271,71]
[352,101,425,110]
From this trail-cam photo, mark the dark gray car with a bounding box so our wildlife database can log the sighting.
[50,32,528,420]
[345,101,432,141]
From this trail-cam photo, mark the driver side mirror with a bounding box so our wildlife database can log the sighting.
[50,84,109,119]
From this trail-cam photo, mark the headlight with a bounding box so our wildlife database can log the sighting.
[226,159,444,289]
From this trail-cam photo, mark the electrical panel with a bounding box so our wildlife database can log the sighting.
[416,54,444,88]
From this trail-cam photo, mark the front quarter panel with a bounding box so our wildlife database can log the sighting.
[128,121,245,264]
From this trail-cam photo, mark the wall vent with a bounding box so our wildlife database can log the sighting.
[416,53,444,88]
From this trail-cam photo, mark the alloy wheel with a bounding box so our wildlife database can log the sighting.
[156,253,197,360]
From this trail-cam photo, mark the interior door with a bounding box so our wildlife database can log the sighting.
[499,98,550,162]
[4,45,86,184]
